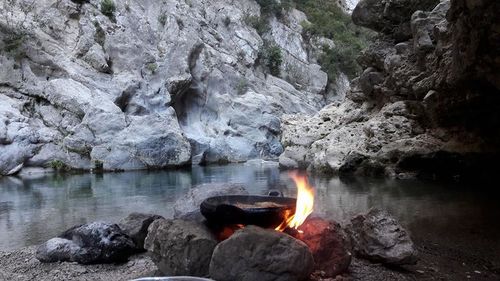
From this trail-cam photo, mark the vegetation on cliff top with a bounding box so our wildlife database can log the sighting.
[253,0,372,79]
[294,0,372,78]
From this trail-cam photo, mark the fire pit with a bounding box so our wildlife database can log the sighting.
[144,172,352,280]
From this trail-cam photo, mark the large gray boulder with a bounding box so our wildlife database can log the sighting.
[35,222,136,264]
[118,212,164,251]
[347,209,417,265]
[144,219,217,277]
[209,226,314,281]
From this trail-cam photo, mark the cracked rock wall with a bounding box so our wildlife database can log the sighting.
[0,0,342,175]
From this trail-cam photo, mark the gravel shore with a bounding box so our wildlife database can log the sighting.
[0,246,156,281]
[1,242,499,281]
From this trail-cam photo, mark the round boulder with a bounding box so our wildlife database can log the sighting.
[347,208,417,265]
[144,219,218,277]
[209,226,314,281]
[118,212,164,251]
[36,222,136,264]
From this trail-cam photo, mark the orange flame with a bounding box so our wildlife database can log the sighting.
[276,172,314,231]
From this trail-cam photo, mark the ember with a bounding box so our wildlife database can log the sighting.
[215,224,244,241]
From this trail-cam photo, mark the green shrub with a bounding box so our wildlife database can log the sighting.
[93,160,104,172]
[146,62,158,73]
[2,33,26,59]
[319,43,361,80]
[101,0,116,20]
[261,44,283,76]
[256,0,293,17]
[236,78,249,95]
[293,0,372,78]
[158,13,167,26]
[244,14,269,35]
[49,160,70,171]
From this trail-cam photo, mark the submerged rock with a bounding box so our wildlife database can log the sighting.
[209,226,314,281]
[347,209,417,265]
[144,219,217,277]
[118,213,164,251]
[36,222,135,264]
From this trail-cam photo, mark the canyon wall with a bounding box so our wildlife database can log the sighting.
[280,0,500,179]
[0,0,345,175]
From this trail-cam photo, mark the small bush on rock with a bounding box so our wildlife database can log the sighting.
[49,160,70,171]
[146,62,158,74]
[244,14,269,35]
[101,0,116,20]
[261,44,283,76]
[236,78,249,95]
[158,13,167,27]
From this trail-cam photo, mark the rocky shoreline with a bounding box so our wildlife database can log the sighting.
[2,181,499,281]
[2,240,498,281]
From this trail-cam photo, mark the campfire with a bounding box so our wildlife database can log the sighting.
[195,172,351,280]
[200,171,315,240]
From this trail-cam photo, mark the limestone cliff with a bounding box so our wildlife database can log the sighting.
[280,0,500,179]
[0,0,342,175]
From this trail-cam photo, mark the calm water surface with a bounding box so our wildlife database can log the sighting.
[1,161,499,264]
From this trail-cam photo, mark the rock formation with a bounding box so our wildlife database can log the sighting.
[280,0,500,179]
[145,218,218,277]
[35,222,136,264]
[0,0,339,175]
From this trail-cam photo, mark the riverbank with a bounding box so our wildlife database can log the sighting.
[1,239,498,281]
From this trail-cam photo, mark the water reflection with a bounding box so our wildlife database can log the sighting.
[1,162,499,264]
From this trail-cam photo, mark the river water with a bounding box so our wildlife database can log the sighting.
[1,161,499,266]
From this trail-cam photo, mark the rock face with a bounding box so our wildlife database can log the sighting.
[118,212,164,251]
[280,0,500,179]
[352,0,440,41]
[297,218,352,277]
[209,226,314,281]
[144,219,218,277]
[173,183,248,219]
[347,209,417,265]
[36,222,135,264]
[0,0,341,175]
